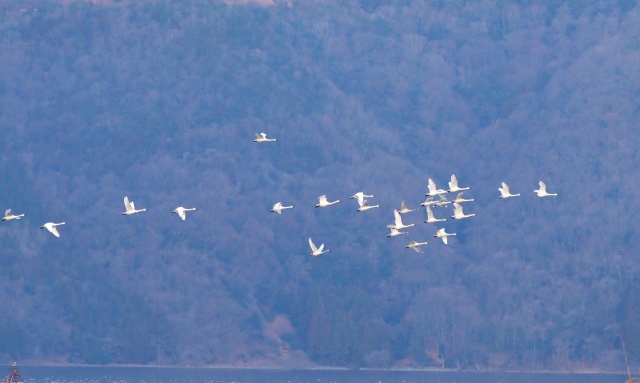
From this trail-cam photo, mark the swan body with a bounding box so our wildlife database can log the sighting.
[271,202,293,214]
[40,222,65,238]
[173,207,197,220]
[350,192,375,206]
[499,182,521,198]
[122,196,147,215]
[451,202,476,220]
[308,237,330,256]
[357,199,380,212]
[448,174,470,192]
[254,132,276,142]
[434,228,456,244]
[387,226,409,237]
[420,197,436,207]
[406,241,429,253]
[316,195,340,208]
[390,209,415,230]
[426,178,448,197]
[434,194,451,207]
[452,192,475,204]
[534,181,558,197]
[2,209,25,221]
[424,206,446,223]
[398,200,417,214]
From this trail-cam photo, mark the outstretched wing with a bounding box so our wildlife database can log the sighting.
[47,225,61,238]
[442,236,448,245]
[4,209,10,217]
[124,196,132,211]
[319,195,327,204]
[449,174,458,189]
[318,243,325,252]
[539,181,547,192]
[308,237,318,252]
[393,210,403,226]
[178,208,186,220]
[453,203,463,216]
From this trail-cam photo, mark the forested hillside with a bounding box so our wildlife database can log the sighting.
[1,0,639,371]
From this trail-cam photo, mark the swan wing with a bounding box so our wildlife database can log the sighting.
[449,174,458,189]
[124,196,132,211]
[4,209,10,217]
[308,238,318,252]
[539,181,547,193]
[453,203,463,216]
[393,210,403,226]
[319,195,327,204]
[177,208,186,220]
[318,243,325,252]
[426,206,435,220]
[48,225,60,238]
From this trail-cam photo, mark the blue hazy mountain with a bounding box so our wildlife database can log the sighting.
[0,0,639,371]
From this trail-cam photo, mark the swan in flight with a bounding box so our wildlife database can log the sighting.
[498,182,521,198]
[40,222,65,238]
[534,181,558,197]
[426,178,448,197]
[122,196,147,215]
[434,228,456,244]
[387,226,409,237]
[452,192,474,204]
[173,207,197,220]
[316,195,340,208]
[406,241,429,253]
[448,174,470,193]
[390,209,415,230]
[424,206,446,224]
[398,200,417,214]
[254,132,276,142]
[451,202,475,220]
[420,197,436,207]
[271,202,293,214]
[434,194,451,207]
[357,198,380,212]
[308,237,329,256]
[2,209,25,221]
[351,192,374,204]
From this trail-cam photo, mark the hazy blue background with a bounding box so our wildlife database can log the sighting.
[0,0,639,373]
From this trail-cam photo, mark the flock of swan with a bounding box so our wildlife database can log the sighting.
[2,132,558,255]
[255,133,558,256]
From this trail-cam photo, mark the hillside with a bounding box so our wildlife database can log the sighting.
[0,0,639,371]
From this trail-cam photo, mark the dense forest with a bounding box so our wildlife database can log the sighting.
[0,0,639,372]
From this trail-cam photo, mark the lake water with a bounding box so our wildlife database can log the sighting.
[14,366,628,383]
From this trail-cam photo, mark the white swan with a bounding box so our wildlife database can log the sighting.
[451,203,476,220]
[390,209,415,230]
[534,181,558,197]
[271,202,293,214]
[122,196,147,215]
[424,206,446,224]
[499,182,521,198]
[387,226,409,237]
[2,209,25,221]
[308,237,329,256]
[434,228,456,244]
[40,222,65,238]
[434,194,451,207]
[420,197,436,207]
[316,195,340,208]
[350,192,375,205]
[452,192,475,204]
[398,200,417,214]
[426,178,448,197]
[406,241,429,253]
[448,174,470,192]
[357,198,380,212]
[254,132,276,142]
[173,207,197,220]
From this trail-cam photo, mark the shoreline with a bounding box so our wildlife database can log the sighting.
[13,363,629,375]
